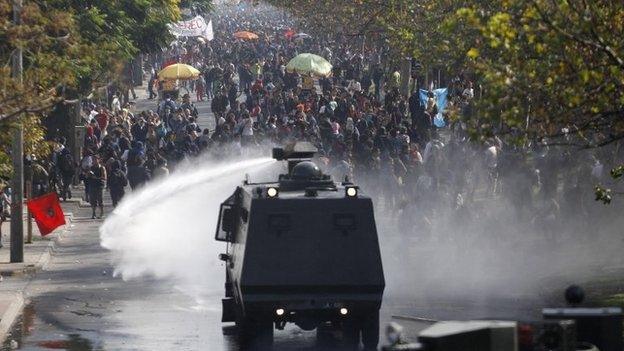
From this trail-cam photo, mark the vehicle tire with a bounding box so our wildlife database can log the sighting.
[238,317,273,350]
[341,318,361,351]
[225,270,233,298]
[361,310,380,351]
[316,322,338,347]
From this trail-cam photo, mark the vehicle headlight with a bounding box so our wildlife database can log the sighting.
[267,187,279,198]
[345,186,358,197]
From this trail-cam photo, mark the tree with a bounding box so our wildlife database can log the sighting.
[446,1,623,203]
[181,0,213,14]
[270,0,624,202]
[270,0,623,147]
[448,0,624,147]
[0,1,85,181]
[0,0,212,181]
[43,0,185,93]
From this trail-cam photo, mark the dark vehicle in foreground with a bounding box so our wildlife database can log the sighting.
[216,142,385,350]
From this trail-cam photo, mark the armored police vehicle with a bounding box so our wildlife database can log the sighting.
[215,142,385,349]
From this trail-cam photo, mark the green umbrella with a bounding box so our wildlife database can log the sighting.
[286,53,332,78]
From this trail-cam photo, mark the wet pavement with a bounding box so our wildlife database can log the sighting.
[0,199,546,351]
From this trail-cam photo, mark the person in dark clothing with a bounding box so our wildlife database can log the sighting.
[409,91,424,126]
[107,160,128,207]
[131,118,149,143]
[211,91,229,124]
[148,75,157,99]
[87,156,106,219]
[180,94,199,117]
[32,160,50,197]
[127,162,151,190]
[127,141,146,167]
[228,83,239,108]
[56,138,76,201]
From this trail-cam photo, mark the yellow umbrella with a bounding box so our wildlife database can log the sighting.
[286,53,332,78]
[157,63,200,80]
[234,31,259,40]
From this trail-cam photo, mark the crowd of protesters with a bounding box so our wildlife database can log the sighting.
[21,2,619,242]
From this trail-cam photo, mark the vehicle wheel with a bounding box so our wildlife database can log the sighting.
[316,322,338,347]
[341,318,361,351]
[238,317,274,350]
[361,311,380,351]
[225,270,233,298]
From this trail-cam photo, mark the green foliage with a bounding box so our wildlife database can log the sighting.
[270,0,624,148]
[450,1,623,147]
[181,0,213,14]
[42,0,184,89]
[0,116,50,182]
[603,294,624,308]
[611,166,624,180]
[0,0,207,179]
[595,185,612,205]
[600,165,624,204]
[270,0,624,202]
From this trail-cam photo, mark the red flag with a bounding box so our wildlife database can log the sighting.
[26,193,66,236]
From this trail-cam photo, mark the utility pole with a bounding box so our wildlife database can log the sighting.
[10,0,24,263]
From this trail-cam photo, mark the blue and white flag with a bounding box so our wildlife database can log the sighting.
[419,88,448,128]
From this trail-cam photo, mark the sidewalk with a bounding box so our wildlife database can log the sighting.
[0,198,79,343]
[0,201,76,275]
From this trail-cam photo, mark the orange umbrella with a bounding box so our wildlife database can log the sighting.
[234,31,259,40]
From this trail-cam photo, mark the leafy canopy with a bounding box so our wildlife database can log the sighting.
[0,0,205,180]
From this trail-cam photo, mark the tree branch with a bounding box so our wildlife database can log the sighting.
[0,98,63,123]
[530,0,624,69]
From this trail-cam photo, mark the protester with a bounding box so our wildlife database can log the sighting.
[54,2,616,231]
[0,185,10,247]
[127,160,151,190]
[107,160,128,208]
[152,159,170,178]
[31,158,50,197]
[87,156,106,219]
[54,138,76,201]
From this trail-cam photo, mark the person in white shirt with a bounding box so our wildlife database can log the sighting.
[241,114,254,147]
[462,81,474,100]
[0,185,10,246]
[484,140,499,195]
[348,80,362,93]
[111,93,122,114]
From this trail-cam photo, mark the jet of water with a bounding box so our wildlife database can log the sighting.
[100,156,276,300]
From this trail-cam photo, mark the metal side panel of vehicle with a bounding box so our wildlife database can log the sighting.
[235,196,385,313]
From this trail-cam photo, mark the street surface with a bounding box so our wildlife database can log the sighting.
[1,199,541,350]
[1,95,547,350]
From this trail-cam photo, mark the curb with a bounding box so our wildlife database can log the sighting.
[0,212,73,277]
[0,209,75,344]
[0,292,24,344]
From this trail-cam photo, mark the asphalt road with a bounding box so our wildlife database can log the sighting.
[0,95,552,350]
[0,202,546,351]
[0,203,431,351]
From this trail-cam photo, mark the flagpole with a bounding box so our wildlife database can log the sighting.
[10,0,24,263]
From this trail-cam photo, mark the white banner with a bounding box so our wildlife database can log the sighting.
[169,16,213,41]
[204,20,214,41]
